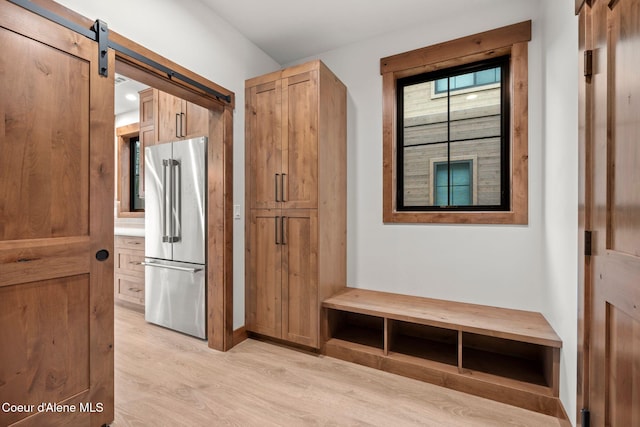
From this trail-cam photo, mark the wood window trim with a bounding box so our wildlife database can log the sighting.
[381,21,531,225]
[116,122,143,218]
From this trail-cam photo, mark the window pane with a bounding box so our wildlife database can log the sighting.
[403,143,448,207]
[476,67,500,85]
[403,81,448,146]
[449,78,501,142]
[451,72,474,90]
[434,161,472,206]
[435,78,448,93]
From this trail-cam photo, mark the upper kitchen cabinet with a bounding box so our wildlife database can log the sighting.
[136,88,209,197]
[157,90,209,144]
[247,61,345,210]
[139,88,209,146]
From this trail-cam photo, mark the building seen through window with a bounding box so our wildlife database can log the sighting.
[397,57,509,211]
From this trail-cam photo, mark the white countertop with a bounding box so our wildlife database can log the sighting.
[114,225,145,237]
[114,212,144,237]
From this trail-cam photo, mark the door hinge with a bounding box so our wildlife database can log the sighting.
[584,50,593,77]
[581,408,590,427]
[585,230,593,256]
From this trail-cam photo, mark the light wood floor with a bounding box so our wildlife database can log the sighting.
[112,305,563,426]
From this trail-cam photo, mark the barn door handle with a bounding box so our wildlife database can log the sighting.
[96,249,109,261]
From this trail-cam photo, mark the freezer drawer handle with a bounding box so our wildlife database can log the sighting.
[142,262,203,273]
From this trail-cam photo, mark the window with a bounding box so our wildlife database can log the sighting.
[434,160,472,206]
[434,68,501,94]
[116,123,144,218]
[381,21,531,224]
[129,135,144,211]
[396,57,509,211]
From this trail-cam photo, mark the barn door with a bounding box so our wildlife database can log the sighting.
[580,0,640,425]
[0,1,114,426]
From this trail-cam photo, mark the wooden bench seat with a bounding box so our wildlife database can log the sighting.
[322,288,567,421]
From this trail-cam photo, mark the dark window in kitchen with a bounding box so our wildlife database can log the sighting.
[130,135,144,211]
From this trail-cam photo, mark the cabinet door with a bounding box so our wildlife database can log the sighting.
[139,89,156,197]
[282,71,318,209]
[246,210,282,338]
[157,90,184,143]
[247,81,282,209]
[281,210,318,347]
[183,100,209,138]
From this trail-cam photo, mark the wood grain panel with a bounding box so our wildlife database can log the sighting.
[317,61,347,305]
[282,71,318,209]
[0,237,90,288]
[609,0,640,257]
[0,276,90,426]
[380,21,531,75]
[586,1,640,425]
[607,304,640,426]
[246,210,282,338]
[282,211,318,347]
[0,26,89,241]
[247,82,281,209]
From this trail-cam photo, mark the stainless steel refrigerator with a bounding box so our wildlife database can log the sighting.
[144,136,207,339]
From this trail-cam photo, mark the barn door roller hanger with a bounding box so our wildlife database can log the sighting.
[8,0,232,104]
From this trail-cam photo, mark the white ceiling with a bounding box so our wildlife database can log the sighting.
[198,0,504,64]
[114,73,148,116]
[114,0,515,115]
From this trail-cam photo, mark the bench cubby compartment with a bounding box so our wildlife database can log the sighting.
[322,288,564,419]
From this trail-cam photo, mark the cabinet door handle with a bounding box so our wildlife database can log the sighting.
[281,173,286,202]
[275,174,280,202]
[275,216,280,245]
[175,113,180,138]
[180,112,186,137]
[281,216,286,245]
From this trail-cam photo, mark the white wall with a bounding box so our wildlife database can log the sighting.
[291,1,578,424]
[540,0,579,424]
[56,0,281,329]
[294,1,545,311]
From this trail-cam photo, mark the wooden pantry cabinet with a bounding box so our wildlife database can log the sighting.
[245,60,347,349]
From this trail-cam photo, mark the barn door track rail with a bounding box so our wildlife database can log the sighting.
[8,0,232,104]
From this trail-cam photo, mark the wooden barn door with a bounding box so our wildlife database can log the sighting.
[0,1,114,426]
[579,0,640,425]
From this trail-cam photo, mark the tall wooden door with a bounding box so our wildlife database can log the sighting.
[281,210,318,347]
[246,210,282,338]
[0,2,114,426]
[281,71,318,210]
[247,81,282,210]
[580,0,640,425]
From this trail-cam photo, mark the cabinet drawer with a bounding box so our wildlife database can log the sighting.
[115,274,145,305]
[115,251,145,277]
[115,235,145,250]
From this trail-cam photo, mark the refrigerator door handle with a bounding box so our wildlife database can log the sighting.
[142,261,202,273]
[162,159,170,242]
[172,159,181,243]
